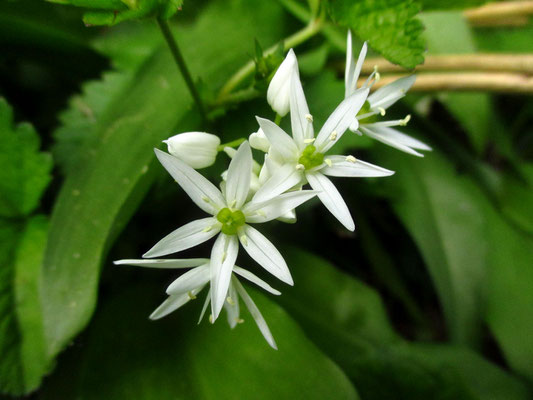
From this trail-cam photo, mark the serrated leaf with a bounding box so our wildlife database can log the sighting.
[0,98,52,218]
[328,0,426,69]
[0,217,50,395]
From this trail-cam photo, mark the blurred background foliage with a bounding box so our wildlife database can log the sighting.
[0,0,532,398]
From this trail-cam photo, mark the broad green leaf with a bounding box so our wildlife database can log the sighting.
[277,248,531,400]
[0,98,52,218]
[380,150,488,347]
[41,284,358,399]
[421,11,492,153]
[328,0,426,69]
[41,0,285,363]
[0,216,50,395]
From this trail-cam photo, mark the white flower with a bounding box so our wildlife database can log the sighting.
[255,59,394,232]
[144,141,317,322]
[267,49,298,117]
[249,128,271,152]
[163,131,220,169]
[345,31,432,157]
[114,258,280,349]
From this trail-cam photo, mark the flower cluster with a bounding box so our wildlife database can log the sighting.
[115,32,430,349]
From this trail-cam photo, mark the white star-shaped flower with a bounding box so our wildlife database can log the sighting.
[345,31,432,157]
[253,53,394,231]
[114,258,280,349]
[143,142,316,322]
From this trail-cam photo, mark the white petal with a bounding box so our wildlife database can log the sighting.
[198,288,211,324]
[244,190,317,223]
[233,277,277,350]
[251,163,303,204]
[345,33,367,97]
[233,266,281,295]
[154,149,225,214]
[114,258,210,269]
[239,225,293,285]
[210,234,239,321]
[277,209,297,224]
[249,128,271,152]
[166,264,210,295]
[368,75,416,110]
[143,217,220,258]
[225,281,240,329]
[360,125,431,157]
[322,155,394,177]
[164,132,220,169]
[149,286,204,320]
[315,88,369,153]
[289,68,313,148]
[267,48,298,117]
[256,117,299,162]
[225,141,252,209]
[306,172,355,231]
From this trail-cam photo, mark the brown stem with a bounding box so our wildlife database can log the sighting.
[464,1,533,26]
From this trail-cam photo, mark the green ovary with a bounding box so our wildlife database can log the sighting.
[217,208,246,235]
[357,100,378,124]
[298,145,324,170]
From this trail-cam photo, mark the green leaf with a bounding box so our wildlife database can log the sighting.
[0,98,52,218]
[420,0,491,10]
[277,248,531,400]
[41,284,358,399]
[41,0,286,363]
[328,0,426,69]
[380,150,488,347]
[421,11,492,153]
[0,216,50,395]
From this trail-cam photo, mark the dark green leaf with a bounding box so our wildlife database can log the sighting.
[0,98,52,218]
[41,284,358,399]
[420,0,492,11]
[328,0,426,69]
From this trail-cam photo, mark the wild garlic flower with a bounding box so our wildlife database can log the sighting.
[163,131,220,169]
[144,142,316,321]
[267,49,298,117]
[253,53,394,231]
[114,258,279,349]
[345,31,431,157]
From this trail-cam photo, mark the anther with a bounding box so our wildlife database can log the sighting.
[345,155,357,163]
[400,114,411,126]
[305,114,313,122]
[240,234,248,246]
[187,291,197,300]
[236,318,244,324]
[202,196,210,203]
[325,159,332,167]
[226,296,235,305]
[209,314,214,324]
[222,251,227,262]
[229,199,237,208]
[304,138,315,144]
[256,210,266,217]
[378,107,386,116]
[296,164,305,170]
[203,225,213,232]
[329,130,337,141]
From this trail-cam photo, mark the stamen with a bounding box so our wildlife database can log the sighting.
[229,199,237,208]
[209,314,214,324]
[400,114,411,126]
[202,225,213,232]
[325,159,332,167]
[240,234,248,246]
[236,318,244,324]
[226,296,235,305]
[304,138,315,144]
[202,196,210,203]
[256,209,266,217]
[345,155,357,163]
[329,130,337,141]
[378,107,386,116]
[222,251,227,262]
[296,164,305,170]
[187,291,197,300]
[305,114,313,122]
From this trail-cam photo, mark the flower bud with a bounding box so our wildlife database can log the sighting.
[163,132,220,169]
[249,128,271,153]
[267,49,298,117]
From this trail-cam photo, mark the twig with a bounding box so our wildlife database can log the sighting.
[465,1,533,26]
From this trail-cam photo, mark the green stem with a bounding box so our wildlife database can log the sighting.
[216,17,324,100]
[217,138,246,151]
[274,113,283,125]
[157,18,208,125]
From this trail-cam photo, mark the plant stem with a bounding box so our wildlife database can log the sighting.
[359,54,533,74]
[157,18,208,125]
[216,17,324,100]
[465,1,533,26]
[274,113,283,125]
[217,138,246,151]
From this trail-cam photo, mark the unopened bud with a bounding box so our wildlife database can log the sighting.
[249,128,271,152]
[267,49,298,117]
[164,132,220,169]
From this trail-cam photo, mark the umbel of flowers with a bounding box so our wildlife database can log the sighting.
[115,32,431,349]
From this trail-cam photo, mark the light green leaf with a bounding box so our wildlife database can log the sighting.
[0,98,52,218]
[0,216,50,395]
[328,0,426,69]
[41,284,358,399]
[277,248,531,400]
[41,0,285,363]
